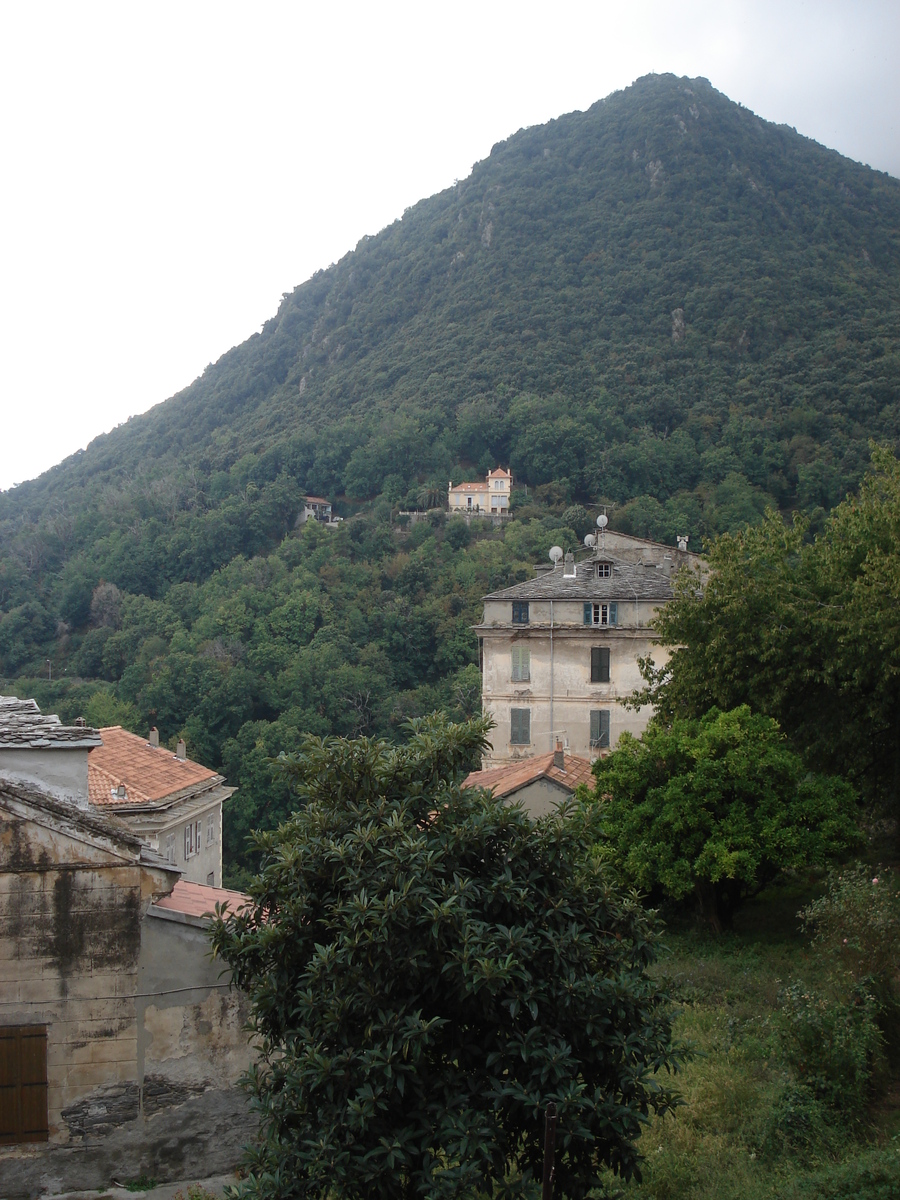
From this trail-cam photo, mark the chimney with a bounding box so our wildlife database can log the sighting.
[176,739,186,760]
[149,727,159,748]
[74,716,86,728]
[553,741,565,769]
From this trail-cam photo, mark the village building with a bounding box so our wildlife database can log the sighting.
[463,745,594,818]
[88,725,235,888]
[448,467,512,515]
[475,530,704,766]
[297,495,335,524]
[0,698,254,1196]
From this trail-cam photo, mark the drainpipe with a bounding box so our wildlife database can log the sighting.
[549,600,554,752]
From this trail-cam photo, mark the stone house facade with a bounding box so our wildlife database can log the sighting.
[476,531,703,766]
[0,698,254,1196]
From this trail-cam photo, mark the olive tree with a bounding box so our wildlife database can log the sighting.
[211,714,681,1200]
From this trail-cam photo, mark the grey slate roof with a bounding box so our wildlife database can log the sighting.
[484,554,676,602]
[0,696,103,749]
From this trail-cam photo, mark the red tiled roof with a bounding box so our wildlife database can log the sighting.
[464,751,595,800]
[449,481,490,493]
[88,726,217,807]
[154,879,251,918]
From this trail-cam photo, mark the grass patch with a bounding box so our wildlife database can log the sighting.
[597,878,900,1200]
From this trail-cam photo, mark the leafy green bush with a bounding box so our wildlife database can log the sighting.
[776,981,882,1115]
[211,715,683,1200]
[798,865,900,988]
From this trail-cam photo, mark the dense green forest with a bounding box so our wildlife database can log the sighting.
[1,73,898,878]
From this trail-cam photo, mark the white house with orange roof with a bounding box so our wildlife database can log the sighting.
[448,467,511,515]
[88,726,235,887]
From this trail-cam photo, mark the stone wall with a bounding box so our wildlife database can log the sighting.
[1,787,255,1198]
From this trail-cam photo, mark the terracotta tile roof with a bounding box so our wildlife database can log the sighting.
[464,751,595,800]
[153,879,251,918]
[449,481,490,493]
[88,726,218,807]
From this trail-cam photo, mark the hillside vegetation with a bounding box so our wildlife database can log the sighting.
[1,74,899,877]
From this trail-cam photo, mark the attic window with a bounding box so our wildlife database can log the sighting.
[512,602,529,625]
[596,562,612,578]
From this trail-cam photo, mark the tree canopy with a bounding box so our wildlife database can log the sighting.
[210,714,682,1199]
[642,446,900,811]
[592,706,861,932]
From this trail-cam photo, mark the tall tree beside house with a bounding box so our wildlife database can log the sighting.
[592,706,861,933]
[210,714,683,1200]
[640,446,900,813]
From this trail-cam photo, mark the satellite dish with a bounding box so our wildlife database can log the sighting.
[584,534,596,547]
[549,545,563,563]
[596,514,609,529]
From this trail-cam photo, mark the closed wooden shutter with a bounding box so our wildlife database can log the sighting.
[608,602,618,626]
[0,1026,48,1144]
[590,710,611,749]
[511,646,530,682]
[510,708,530,745]
[591,647,610,683]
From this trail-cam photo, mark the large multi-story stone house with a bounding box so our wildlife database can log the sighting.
[475,530,703,766]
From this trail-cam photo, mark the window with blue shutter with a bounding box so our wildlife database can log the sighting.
[510,708,531,745]
[590,709,610,749]
[588,603,618,626]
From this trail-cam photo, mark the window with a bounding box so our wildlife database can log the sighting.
[512,602,529,625]
[164,833,175,864]
[590,710,611,749]
[583,602,617,626]
[596,561,611,578]
[511,645,530,682]
[510,708,531,745]
[195,820,202,855]
[0,1026,48,1145]
[184,823,194,859]
[207,813,216,846]
[591,647,610,683]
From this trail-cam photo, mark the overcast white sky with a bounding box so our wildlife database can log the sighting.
[1,0,897,492]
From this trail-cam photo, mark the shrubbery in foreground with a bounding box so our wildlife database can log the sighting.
[211,715,682,1200]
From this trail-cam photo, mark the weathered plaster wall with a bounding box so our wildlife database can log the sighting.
[137,906,254,1095]
[481,613,669,763]
[507,777,571,819]
[0,745,91,806]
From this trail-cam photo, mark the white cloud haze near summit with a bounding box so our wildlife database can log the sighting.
[0,0,897,491]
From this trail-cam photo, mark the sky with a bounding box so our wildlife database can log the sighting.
[0,0,897,492]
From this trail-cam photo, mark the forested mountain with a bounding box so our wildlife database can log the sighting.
[1,73,898,878]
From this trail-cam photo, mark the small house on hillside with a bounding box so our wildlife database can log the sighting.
[448,467,511,515]
[464,745,594,818]
[88,726,234,888]
[297,495,334,524]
